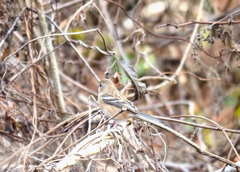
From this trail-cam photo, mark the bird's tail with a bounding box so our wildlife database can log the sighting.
[129,113,164,127]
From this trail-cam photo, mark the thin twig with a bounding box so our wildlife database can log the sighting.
[171,115,240,160]
[45,15,101,82]
[3,42,67,89]
[59,71,97,96]
[105,0,190,43]
[156,116,240,134]
[157,20,240,29]
[148,0,205,90]
[44,0,84,15]
[0,7,27,53]
[64,0,93,33]
[4,29,106,61]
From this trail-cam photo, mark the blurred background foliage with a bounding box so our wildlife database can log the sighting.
[0,0,240,171]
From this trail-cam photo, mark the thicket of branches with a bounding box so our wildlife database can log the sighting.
[0,0,240,171]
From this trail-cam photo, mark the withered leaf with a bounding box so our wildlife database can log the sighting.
[120,60,147,102]
[221,32,234,49]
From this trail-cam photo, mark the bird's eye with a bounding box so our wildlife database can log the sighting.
[99,83,102,87]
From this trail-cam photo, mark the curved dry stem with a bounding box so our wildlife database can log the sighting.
[35,0,66,118]
[171,115,240,160]
[129,113,240,168]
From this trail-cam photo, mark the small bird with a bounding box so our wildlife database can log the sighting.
[98,79,163,125]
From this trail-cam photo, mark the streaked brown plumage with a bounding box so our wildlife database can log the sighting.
[98,79,163,125]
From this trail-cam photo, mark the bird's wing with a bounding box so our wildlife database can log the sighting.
[101,93,138,113]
